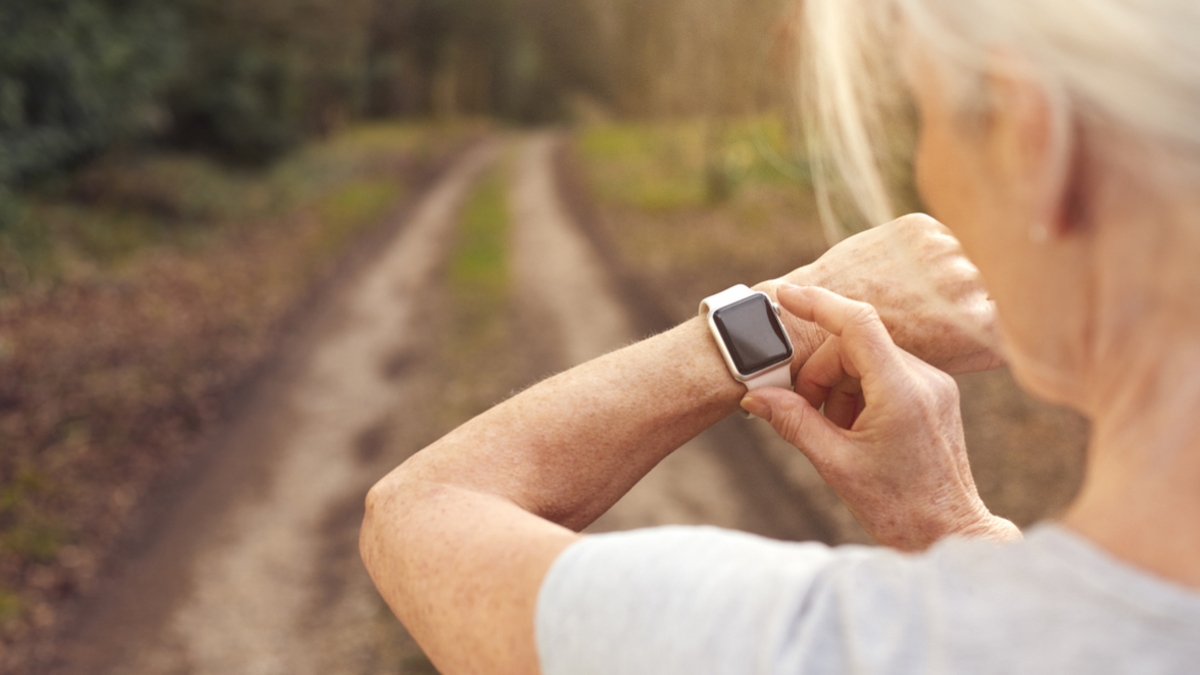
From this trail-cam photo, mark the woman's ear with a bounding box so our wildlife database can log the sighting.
[982,55,1076,241]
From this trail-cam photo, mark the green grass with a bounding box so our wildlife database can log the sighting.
[449,166,509,303]
[316,179,404,252]
[572,115,834,320]
[577,115,810,211]
[577,121,706,210]
[439,160,514,420]
[0,122,454,289]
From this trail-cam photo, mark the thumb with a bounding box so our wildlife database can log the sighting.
[741,387,846,467]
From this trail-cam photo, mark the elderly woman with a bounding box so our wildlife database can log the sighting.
[360,0,1200,672]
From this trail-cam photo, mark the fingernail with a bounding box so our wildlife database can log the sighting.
[740,396,771,421]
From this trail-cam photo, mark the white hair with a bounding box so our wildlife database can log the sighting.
[799,0,1200,239]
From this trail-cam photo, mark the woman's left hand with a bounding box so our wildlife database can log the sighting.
[740,285,1021,551]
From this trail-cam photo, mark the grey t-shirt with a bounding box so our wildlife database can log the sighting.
[536,524,1200,674]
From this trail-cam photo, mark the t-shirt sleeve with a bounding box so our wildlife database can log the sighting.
[535,525,876,675]
[537,524,1200,675]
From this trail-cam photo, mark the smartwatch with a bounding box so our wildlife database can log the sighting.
[699,284,794,392]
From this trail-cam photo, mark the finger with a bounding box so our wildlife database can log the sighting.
[794,335,843,409]
[778,285,892,345]
[741,387,846,469]
[778,285,901,381]
[794,334,863,428]
[824,377,864,430]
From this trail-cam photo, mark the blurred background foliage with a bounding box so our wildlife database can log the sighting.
[0,0,791,195]
[0,0,800,290]
[0,1,181,188]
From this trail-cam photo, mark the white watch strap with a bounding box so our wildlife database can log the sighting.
[698,284,757,315]
[742,363,793,391]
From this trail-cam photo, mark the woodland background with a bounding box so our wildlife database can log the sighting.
[1,0,790,219]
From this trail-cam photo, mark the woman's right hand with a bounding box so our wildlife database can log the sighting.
[740,285,1021,551]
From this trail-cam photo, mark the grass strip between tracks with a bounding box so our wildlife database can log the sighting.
[438,157,523,428]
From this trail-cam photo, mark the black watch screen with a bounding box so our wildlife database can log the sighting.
[711,295,793,375]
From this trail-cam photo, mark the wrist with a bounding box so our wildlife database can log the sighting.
[676,315,752,413]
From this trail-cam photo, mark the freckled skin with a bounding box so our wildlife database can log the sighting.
[361,209,1011,674]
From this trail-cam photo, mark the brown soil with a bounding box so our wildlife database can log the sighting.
[37,141,503,675]
[0,136,473,674]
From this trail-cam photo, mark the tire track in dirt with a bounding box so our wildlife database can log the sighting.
[513,132,840,540]
[49,142,502,675]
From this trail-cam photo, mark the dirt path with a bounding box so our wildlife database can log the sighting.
[48,142,501,675]
[47,132,852,674]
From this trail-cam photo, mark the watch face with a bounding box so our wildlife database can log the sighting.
[712,295,793,375]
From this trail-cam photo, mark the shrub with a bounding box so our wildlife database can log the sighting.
[0,0,182,188]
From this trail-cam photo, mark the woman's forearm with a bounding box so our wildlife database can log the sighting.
[379,314,745,530]
[360,314,753,674]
